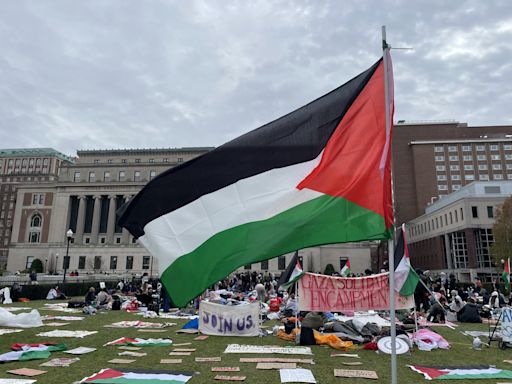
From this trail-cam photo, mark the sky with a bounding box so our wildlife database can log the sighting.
[0,1,511,157]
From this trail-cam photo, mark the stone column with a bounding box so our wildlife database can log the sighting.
[106,195,117,244]
[121,195,131,244]
[91,195,102,243]
[75,195,87,244]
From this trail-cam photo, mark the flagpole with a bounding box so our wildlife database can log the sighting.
[382,25,397,384]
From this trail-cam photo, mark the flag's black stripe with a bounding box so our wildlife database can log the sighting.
[119,59,381,238]
[393,228,405,270]
[277,251,299,288]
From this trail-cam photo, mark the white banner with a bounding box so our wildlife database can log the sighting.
[501,308,512,342]
[199,301,260,337]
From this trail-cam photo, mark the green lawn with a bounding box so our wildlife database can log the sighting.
[0,300,509,383]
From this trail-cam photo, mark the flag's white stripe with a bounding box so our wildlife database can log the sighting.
[395,255,410,291]
[139,156,323,274]
[123,372,192,381]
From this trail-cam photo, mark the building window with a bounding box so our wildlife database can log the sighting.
[476,145,485,151]
[479,174,489,180]
[450,231,468,268]
[436,165,446,171]
[491,155,501,161]
[78,256,86,269]
[177,158,184,163]
[25,256,34,269]
[107,159,113,164]
[478,164,488,170]
[135,159,141,163]
[104,171,111,182]
[508,174,512,180]
[504,144,512,150]
[94,256,102,270]
[460,208,464,221]
[465,174,475,180]
[462,145,471,152]
[463,155,473,161]
[149,159,154,163]
[115,237,121,244]
[118,171,126,181]
[475,228,494,268]
[477,155,486,161]
[494,174,503,180]
[278,256,286,270]
[451,174,460,180]
[163,158,169,162]
[435,156,445,162]
[437,175,447,181]
[464,165,474,170]
[450,165,460,171]
[261,260,269,270]
[89,172,96,182]
[507,164,512,170]
[134,171,141,181]
[472,206,478,218]
[126,256,134,270]
[448,146,457,152]
[122,159,127,163]
[449,212,453,224]
[492,164,502,170]
[490,145,499,151]
[32,193,44,205]
[434,146,444,152]
[449,156,459,161]
[150,170,156,180]
[94,159,100,164]
[142,256,151,270]
[74,172,81,182]
[110,256,118,270]
[438,185,448,191]
[505,154,512,160]
[28,214,42,243]
[487,206,494,218]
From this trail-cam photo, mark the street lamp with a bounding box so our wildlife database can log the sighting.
[63,229,73,283]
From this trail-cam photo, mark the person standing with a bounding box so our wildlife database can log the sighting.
[29,270,38,285]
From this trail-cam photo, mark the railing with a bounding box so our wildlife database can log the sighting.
[0,272,158,286]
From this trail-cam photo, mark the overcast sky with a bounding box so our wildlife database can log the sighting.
[0,1,511,156]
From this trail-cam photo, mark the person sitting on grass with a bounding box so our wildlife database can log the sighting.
[96,288,111,308]
[46,285,67,300]
[85,287,96,306]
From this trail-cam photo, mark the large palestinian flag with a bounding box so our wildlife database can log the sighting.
[104,338,172,347]
[119,56,394,307]
[81,368,194,383]
[409,365,512,380]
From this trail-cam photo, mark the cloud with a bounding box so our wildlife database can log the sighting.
[0,0,511,156]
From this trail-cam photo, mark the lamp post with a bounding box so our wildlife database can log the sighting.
[55,253,59,275]
[63,229,73,283]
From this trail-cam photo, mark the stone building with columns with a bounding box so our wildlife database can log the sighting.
[6,147,212,274]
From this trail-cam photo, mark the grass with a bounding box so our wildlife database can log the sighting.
[0,300,509,383]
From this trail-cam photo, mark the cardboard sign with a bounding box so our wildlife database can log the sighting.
[334,369,378,380]
[199,301,260,337]
[279,368,316,383]
[256,363,297,370]
[196,357,222,362]
[7,369,46,377]
[160,359,183,364]
[169,352,192,356]
[214,376,246,381]
[194,335,209,340]
[239,358,314,364]
[107,359,135,364]
[118,352,147,357]
[212,367,241,372]
[298,272,414,312]
[225,344,312,355]
[173,348,196,352]
[501,308,512,343]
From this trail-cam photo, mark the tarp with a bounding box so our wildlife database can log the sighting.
[0,308,43,328]
[199,301,260,337]
[298,272,414,312]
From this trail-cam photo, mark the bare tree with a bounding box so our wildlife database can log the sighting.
[490,196,512,268]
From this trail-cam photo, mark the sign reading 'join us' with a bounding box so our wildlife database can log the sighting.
[199,301,260,337]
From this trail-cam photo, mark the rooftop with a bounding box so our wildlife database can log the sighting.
[76,147,214,156]
[0,148,75,163]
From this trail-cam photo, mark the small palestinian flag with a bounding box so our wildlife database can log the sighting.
[280,261,305,289]
[340,260,351,277]
[119,55,394,307]
[409,365,512,380]
[503,258,510,292]
[0,343,66,362]
[104,337,172,347]
[394,224,420,296]
[81,368,194,383]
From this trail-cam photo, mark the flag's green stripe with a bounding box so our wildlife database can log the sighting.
[399,267,420,297]
[437,371,512,380]
[161,194,391,307]
[19,350,51,361]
